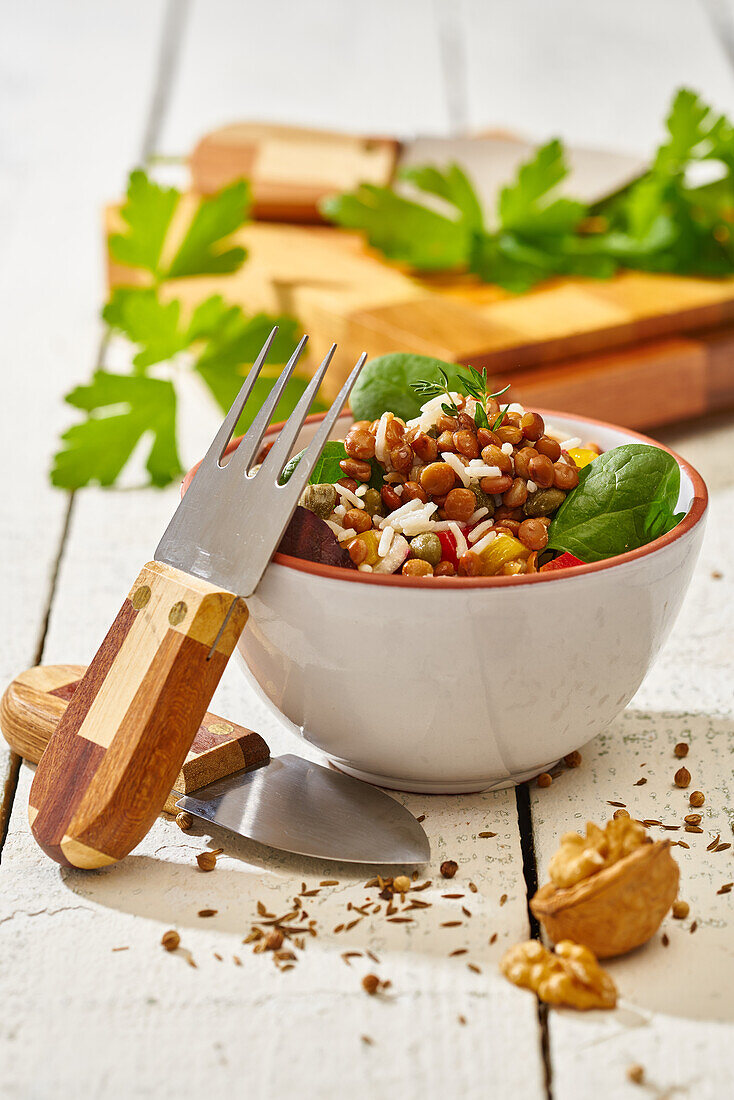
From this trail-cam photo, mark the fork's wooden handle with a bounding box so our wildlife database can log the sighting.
[28,561,248,869]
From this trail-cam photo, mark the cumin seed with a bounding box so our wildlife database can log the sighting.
[441,921,462,927]
[450,949,468,956]
[467,963,481,974]
[320,880,339,886]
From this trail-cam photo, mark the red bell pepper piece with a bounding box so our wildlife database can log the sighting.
[540,551,584,573]
[437,529,460,569]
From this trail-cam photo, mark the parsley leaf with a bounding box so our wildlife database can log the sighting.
[167,181,250,278]
[108,171,179,277]
[497,139,585,237]
[320,163,482,271]
[103,288,187,369]
[51,371,180,488]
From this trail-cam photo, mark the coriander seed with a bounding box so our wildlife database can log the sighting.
[674,743,689,759]
[161,929,180,952]
[537,772,553,788]
[690,791,705,807]
[674,767,691,789]
[672,900,689,919]
[197,851,217,872]
[393,875,411,894]
[176,811,193,832]
[440,860,459,879]
[563,751,582,768]
[362,973,380,995]
[627,1064,645,1085]
[265,930,284,951]
[613,808,631,820]
[684,814,702,826]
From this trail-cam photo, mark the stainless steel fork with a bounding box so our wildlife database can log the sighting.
[29,330,366,869]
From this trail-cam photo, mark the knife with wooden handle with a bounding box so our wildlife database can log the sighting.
[1,665,269,815]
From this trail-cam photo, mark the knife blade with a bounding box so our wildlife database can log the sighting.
[4,665,429,864]
[177,755,430,865]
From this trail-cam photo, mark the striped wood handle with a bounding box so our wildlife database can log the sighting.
[28,561,248,869]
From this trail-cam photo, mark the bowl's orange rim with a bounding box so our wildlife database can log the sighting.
[182,407,708,589]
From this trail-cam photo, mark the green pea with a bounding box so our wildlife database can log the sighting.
[410,532,442,567]
[524,488,566,517]
[361,488,384,517]
[299,483,338,519]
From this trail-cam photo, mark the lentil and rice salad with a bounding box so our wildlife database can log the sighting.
[271,365,686,578]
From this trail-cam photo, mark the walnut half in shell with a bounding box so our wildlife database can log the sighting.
[531,819,679,959]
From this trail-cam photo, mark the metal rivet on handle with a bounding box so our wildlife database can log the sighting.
[132,585,151,609]
[168,601,188,626]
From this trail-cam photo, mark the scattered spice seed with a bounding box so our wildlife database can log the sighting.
[161,930,180,952]
[672,900,690,919]
[674,743,689,758]
[233,956,242,966]
[265,930,284,951]
[441,921,463,927]
[198,909,217,918]
[214,953,223,961]
[685,825,703,834]
[690,791,705,807]
[627,1064,645,1085]
[362,974,380,995]
[674,767,691,788]
[643,819,662,827]
[176,811,193,831]
[458,1015,467,1025]
[537,773,552,788]
[196,851,217,872]
[467,963,481,974]
[489,933,498,945]
[111,946,129,952]
[387,917,413,924]
[366,950,380,964]
[707,835,721,851]
[613,808,631,820]
[662,824,680,831]
[712,570,723,579]
[634,778,647,786]
[320,880,339,886]
[393,875,411,893]
[685,814,702,826]
[564,750,582,768]
[412,880,432,892]
[462,907,472,918]
[661,933,669,946]
[690,921,698,933]
[607,800,626,807]
[450,949,468,957]
[478,831,497,838]
[717,884,733,895]
[442,893,464,899]
[499,894,508,906]
[677,841,690,849]
[345,919,362,931]
[469,882,478,893]
[361,1035,374,1046]
[716,843,731,852]
[440,860,459,879]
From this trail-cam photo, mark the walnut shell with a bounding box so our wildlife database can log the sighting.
[531,839,679,958]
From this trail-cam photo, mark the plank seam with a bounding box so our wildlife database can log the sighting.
[139,0,193,162]
[516,784,554,1100]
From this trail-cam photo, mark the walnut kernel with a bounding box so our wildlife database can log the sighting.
[500,939,617,1010]
[548,818,648,889]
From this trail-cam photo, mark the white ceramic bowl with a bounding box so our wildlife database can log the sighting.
[185,410,707,793]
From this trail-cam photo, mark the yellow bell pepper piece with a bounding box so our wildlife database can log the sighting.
[350,529,380,566]
[477,534,530,576]
[568,447,598,469]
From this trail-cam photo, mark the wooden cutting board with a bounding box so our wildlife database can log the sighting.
[106,123,734,429]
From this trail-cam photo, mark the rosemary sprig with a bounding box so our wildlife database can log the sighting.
[411,366,510,429]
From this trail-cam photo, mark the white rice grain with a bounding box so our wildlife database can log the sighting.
[468,518,495,543]
[378,525,395,557]
[335,483,364,509]
[355,484,368,498]
[448,522,468,558]
[561,437,582,450]
[527,480,538,493]
[358,563,373,573]
[336,527,357,542]
[468,507,489,524]
[472,530,497,555]
[442,451,471,487]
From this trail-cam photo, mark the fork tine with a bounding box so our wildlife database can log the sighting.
[226,335,309,474]
[279,352,368,503]
[256,344,337,482]
[199,326,278,469]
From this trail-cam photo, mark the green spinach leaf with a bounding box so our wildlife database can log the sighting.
[349,353,464,422]
[547,444,684,562]
[279,441,383,490]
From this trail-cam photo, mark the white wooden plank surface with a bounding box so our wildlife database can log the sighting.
[158,0,453,154]
[529,420,734,1098]
[0,0,169,801]
[460,0,734,152]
